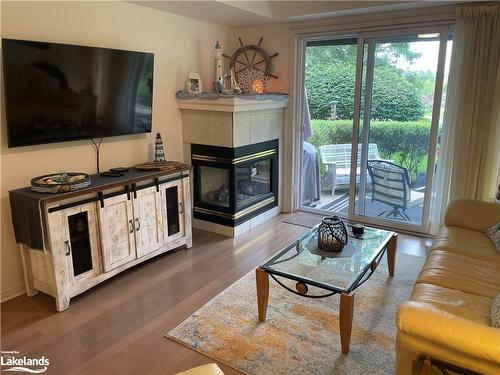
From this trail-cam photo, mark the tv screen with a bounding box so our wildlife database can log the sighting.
[2,39,154,147]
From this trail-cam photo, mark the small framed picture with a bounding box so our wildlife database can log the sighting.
[187,69,202,95]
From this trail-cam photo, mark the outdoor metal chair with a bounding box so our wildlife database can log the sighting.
[366,160,424,221]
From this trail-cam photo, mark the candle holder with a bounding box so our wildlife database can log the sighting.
[317,216,348,252]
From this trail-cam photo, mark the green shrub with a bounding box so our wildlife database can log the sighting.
[306,64,356,120]
[305,64,425,121]
[371,68,426,121]
[308,120,431,184]
[307,120,353,147]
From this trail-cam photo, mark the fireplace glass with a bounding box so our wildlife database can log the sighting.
[192,139,278,226]
[236,159,271,209]
[200,165,230,208]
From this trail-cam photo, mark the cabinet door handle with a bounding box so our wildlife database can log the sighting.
[179,202,184,214]
[135,218,141,231]
[129,219,134,233]
[64,240,71,256]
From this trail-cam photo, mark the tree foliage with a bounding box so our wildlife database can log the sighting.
[305,42,427,121]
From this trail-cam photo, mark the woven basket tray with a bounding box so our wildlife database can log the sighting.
[31,173,91,194]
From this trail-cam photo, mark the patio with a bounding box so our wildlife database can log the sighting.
[303,187,425,225]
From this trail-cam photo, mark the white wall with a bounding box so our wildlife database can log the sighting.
[0,1,230,301]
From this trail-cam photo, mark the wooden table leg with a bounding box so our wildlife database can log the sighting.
[387,233,398,277]
[339,292,355,354]
[255,268,269,322]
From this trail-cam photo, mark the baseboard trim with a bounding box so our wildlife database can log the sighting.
[1,284,26,303]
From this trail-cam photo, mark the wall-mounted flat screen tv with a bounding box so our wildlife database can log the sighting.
[2,38,154,147]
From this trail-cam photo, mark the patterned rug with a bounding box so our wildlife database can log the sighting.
[166,254,424,375]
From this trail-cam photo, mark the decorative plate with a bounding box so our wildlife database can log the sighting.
[134,161,184,171]
[31,172,91,194]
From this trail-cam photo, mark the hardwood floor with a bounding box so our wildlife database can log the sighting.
[1,214,432,375]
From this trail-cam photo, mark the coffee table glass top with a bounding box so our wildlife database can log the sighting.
[261,224,394,293]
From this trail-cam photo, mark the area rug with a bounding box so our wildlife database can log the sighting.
[166,253,424,375]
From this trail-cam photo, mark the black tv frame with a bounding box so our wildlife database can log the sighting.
[2,38,155,148]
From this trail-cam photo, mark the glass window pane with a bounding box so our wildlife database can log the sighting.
[68,211,93,276]
[354,33,444,225]
[302,38,358,213]
[165,186,180,236]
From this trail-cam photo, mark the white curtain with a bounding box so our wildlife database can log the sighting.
[430,3,500,234]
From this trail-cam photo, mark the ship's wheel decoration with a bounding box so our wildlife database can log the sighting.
[223,37,279,85]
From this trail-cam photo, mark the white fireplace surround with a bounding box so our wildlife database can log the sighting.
[177,96,288,237]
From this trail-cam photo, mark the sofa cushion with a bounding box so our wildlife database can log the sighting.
[411,283,492,325]
[417,250,500,299]
[430,226,500,262]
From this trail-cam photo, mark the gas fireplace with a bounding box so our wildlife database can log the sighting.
[192,139,279,227]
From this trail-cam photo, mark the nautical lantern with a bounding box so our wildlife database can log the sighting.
[154,133,165,162]
[214,41,224,93]
[317,216,348,252]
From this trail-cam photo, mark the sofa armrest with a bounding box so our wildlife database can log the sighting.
[444,198,500,233]
[175,364,224,375]
[396,301,500,365]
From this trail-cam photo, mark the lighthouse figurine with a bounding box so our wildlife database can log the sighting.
[214,41,224,93]
[154,133,165,162]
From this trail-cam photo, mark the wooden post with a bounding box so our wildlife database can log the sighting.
[387,233,398,277]
[339,292,355,354]
[184,172,193,249]
[19,245,39,297]
[255,268,269,322]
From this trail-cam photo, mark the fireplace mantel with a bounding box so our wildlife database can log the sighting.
[177,95,288,237]
[176,95,288,113]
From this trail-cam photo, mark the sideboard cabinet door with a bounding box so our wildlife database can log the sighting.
[98,194,136,272]
[134,186,164,257]
[47,203,101,291]
[160,180,185,243]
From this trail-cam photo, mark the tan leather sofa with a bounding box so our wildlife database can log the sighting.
[174,363,224,375]
[396,199,500,374]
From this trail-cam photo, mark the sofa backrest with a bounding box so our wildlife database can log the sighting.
[445,198,500,233]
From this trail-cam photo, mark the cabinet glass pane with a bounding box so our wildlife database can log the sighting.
[166,186,180,236]
[68,212,93,276]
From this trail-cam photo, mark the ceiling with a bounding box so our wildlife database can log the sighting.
[129,1,446,27]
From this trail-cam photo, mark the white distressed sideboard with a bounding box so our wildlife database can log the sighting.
[15,165,192,311]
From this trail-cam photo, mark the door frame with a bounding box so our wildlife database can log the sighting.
[293,25,451,234]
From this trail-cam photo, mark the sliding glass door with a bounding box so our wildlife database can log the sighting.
[301,37,358,215]
[299,27,452,233]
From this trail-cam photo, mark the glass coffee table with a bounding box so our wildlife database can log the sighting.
[256,223,397,354]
